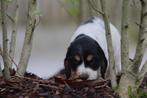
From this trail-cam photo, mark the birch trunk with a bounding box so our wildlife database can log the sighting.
[136,0,147,87]
[132,0,147,73]
[118,0,147,97]
[0,46,3,77]
[0,0,11,80]
[79,0,91,23]
[100,0,117,88]
[9,0,19,68]
[16,0,37,76]
[117,0,133,97]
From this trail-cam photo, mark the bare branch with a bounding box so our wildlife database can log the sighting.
[132,0,147,73]
[0,0,11,80]
[88,0,104,15]
[16,0,37,76]
[99,0,117,88]
[9,0,19,68]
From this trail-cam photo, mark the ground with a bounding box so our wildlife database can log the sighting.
[0,70,146,98]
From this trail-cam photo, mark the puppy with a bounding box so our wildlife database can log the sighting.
[64,17,121,80]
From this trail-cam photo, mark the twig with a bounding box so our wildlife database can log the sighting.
[8,55,18,69]
[95,81,108,89]
[88,0,104,15]
[0,9,14,23]
[32,82,39,94]
[0,44,18,70]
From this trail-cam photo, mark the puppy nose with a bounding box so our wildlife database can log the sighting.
[80,73,89,80]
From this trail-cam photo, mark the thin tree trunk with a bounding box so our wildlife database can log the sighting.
[121,0,130,73]
[118,0,147,97]
[0,0,11,80]
[0,46,3,77]
[16,0,37,76]
[136,0,147,87]
[100,0,117,88]
[9,0,19,68]
[117,0,133,98]
[79,0,91,23]
[132,0,147,73]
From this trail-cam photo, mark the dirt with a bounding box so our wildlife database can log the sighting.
[0,70,147,98]
[0,69,120,98]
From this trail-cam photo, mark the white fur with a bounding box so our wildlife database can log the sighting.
[77,62,98,80]
[71,17,121,76]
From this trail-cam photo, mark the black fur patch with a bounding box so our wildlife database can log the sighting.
[80,17,95,25]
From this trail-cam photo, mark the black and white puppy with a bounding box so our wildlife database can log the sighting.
[64,17,121,80]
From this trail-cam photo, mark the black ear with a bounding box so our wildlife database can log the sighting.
[64,59,71,79]
[100,58,107,79]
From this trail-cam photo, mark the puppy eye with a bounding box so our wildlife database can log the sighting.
[74,55,81,62]
[86,54,93,62]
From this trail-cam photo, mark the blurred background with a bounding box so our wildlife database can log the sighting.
[0,0,146,78]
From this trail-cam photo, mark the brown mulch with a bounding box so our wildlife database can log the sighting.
[0,70,119,98]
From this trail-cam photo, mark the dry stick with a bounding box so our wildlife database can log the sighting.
[16,0,37,76]
[132,0,147,73]
[99,0,117,88]
[9,0,19,68]
[0,0,11,80]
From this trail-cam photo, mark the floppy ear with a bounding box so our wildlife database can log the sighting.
[64,59,71,79]
[100,58,107,79]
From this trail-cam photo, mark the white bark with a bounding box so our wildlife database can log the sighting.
[100,0,117,88]
[132,0,147,73]
[118,0,132,97]
[0,46,3,77]
[9,0,19,68]
[16,0,37,76]
[118,0,147,97]
[1,0,11,80]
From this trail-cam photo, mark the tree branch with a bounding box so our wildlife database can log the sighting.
[16,0,37,76]
[132,0,147,73]
[88,0,104,15]
[9,0,19,68]
[0,0,11,80]
[139,61,147,80]
[100,0,117,88]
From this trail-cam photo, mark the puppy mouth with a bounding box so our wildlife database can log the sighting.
[68,71,91,80]
[68,71,80,80]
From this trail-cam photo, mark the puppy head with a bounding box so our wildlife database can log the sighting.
[64,35,107,80]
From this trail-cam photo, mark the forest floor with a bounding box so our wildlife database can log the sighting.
[0,70,146,98]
